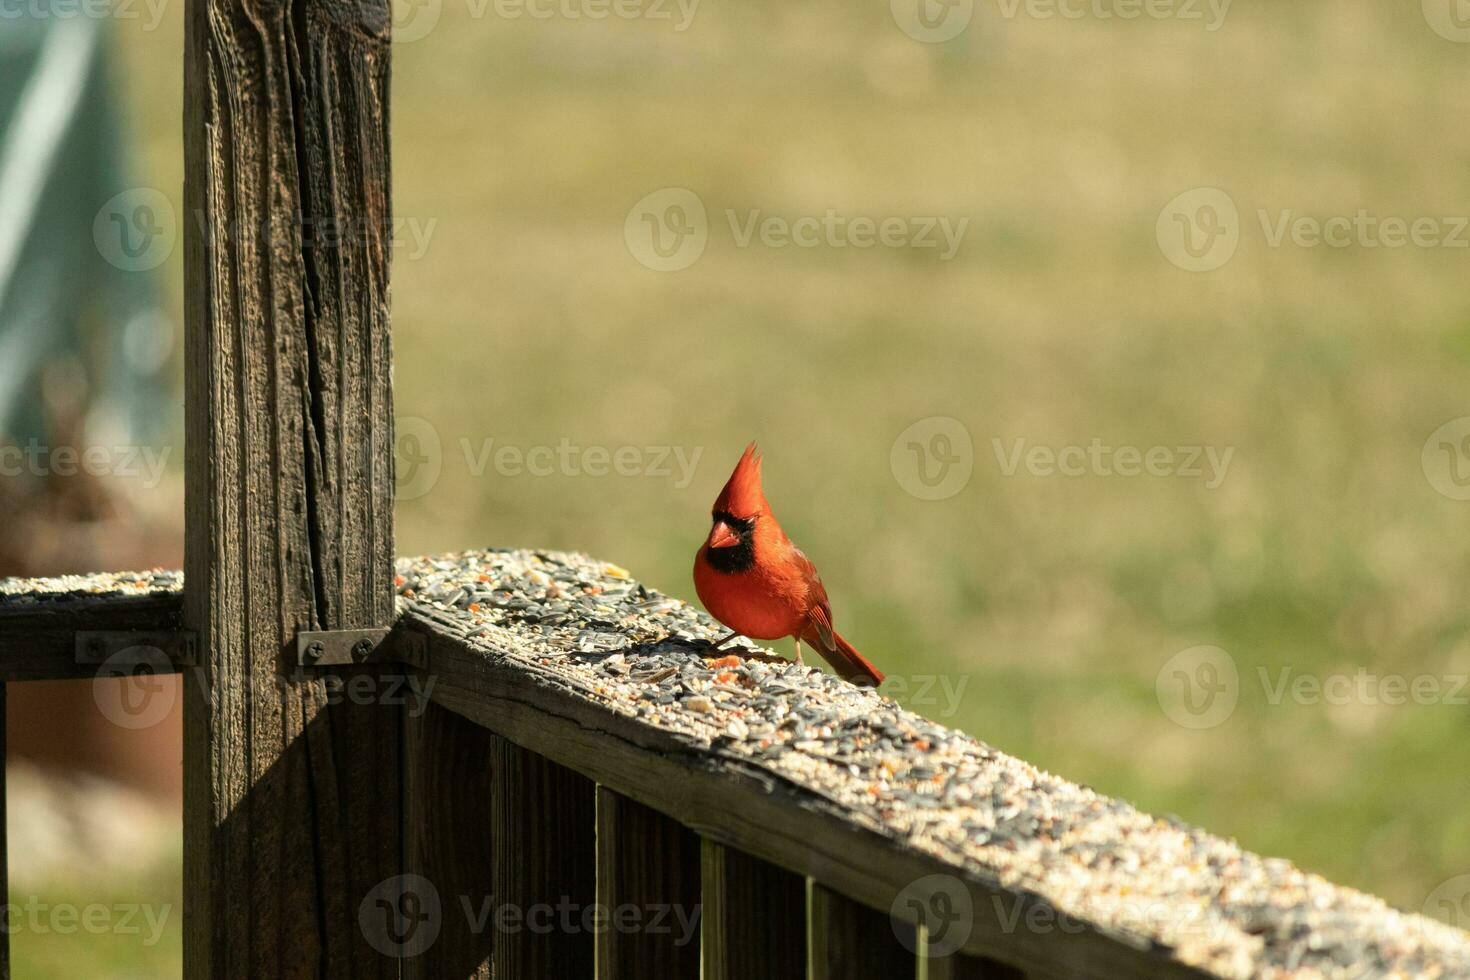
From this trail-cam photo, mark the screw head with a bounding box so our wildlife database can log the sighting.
[304,641,325,664]
[352,638,374,663]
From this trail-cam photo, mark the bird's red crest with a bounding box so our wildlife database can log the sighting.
[712,442,768,518]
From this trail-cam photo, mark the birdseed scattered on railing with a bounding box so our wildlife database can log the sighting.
[0,569,182,603]
[394,548,1470,980]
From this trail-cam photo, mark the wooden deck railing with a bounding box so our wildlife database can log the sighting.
[0,0,1465,977]
[2,555,1468,978]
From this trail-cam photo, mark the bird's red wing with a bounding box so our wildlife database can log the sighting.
[791,548,885,686]
[806,603,837,652]
[793,548,836,651]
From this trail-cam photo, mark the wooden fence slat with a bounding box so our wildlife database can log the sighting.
[701,839,805,980]
[812,883,916,980]
[595,787,702,980]
[181,0,398,975]
[405,700,497,979]
[490,733,597,978]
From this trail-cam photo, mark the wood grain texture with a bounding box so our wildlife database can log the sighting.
[595,788,702,980]
[702,840,806,980]
[182,0,397,975]
[490,735,597,978]
[811,884,915,980]
[404,700,496,980]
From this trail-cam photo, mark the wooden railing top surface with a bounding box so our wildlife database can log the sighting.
[0,569,184,680]
[3,551,1468,978]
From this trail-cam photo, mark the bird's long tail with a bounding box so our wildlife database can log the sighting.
[803,625,884,687]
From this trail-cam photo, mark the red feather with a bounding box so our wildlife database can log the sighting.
[711,442,767,518]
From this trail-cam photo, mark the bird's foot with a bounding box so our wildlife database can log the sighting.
[707,629,739,651]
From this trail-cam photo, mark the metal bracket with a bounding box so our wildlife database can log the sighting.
[295,628,427,669]
[76,630,198,668]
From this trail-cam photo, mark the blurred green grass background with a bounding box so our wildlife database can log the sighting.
[5,763,180,978]
[9,860,180,978]
[106,0,1469,960]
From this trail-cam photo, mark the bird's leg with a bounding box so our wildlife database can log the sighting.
[710,629,739,650]
[793,637,804,666]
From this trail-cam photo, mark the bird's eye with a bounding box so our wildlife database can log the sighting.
[712,510,754,532]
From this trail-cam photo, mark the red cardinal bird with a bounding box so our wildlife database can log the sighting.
[694,443,884,686]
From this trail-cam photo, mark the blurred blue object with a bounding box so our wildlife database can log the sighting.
[0,19,174,454]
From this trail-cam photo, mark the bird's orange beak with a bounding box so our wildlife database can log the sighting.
[707,519,740,549]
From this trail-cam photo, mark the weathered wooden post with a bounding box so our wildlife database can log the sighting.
[181,1,399,976]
